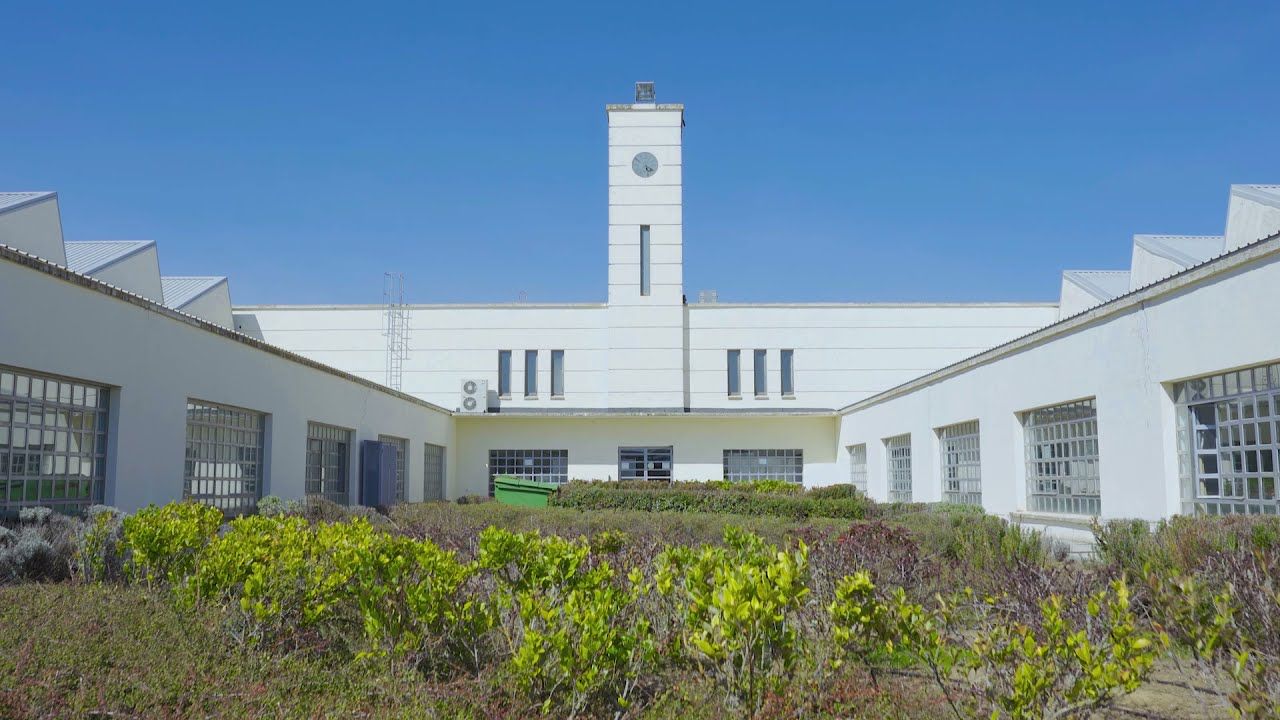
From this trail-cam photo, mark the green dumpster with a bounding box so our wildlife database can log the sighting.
[493,475,559,508]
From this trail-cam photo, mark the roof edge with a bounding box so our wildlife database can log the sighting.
[1062,270,1128,302]
[839,230,1280,416]
[165,276,228,309]
[0,192,58,217]
[1232,184,1280,210]
[64,240,157,275]
[1133,235,1222,268]
[0,243,454,417]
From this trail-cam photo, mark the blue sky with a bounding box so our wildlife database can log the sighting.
[2,1,1278,304]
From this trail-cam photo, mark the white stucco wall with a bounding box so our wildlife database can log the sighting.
[0,252,455,511]
[837,242,1280,524]
[1225,186,1280,251]
[454,414,839,494]
[177,280,234,328]
[1129,244,1187,292]
[1057,275,1104,320]
[0,197,66,266]
[88,245,164,303]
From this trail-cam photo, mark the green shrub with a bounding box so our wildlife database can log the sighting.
[121,502,223,586]
[551,481,871,521]
[656,527,810,716]
[73,505,127,583]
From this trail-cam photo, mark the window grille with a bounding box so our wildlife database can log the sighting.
[424,443,446,501]
[488,449,567,496]
[619,446,673,482]
[939,420,981,506]
[1024,399,1100,515]
[723,449,803,484]
[847,444,868,494]
[184,400,265,516]
[1175,362,1280,515]
[0,366,109,514]
[886,434,912,502]
[306,422,351,505]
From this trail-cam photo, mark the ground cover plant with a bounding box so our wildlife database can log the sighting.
[0,489,1276,718]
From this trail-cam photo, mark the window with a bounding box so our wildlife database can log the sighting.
[306,422,351,505]
[939,420,981,506]
[424,443,446,501]
[754,349,768,397]
[498,350,512,398]
[886,434,912,502]
[727,350,741,397]
[378,434,408,503]
[551,350,565,398]
[619,446,673,482]
[640,225,651,296]
[488,449,568,496]
[847,444,868,494]
[1024,399,1100,515]
[524,350,538,397]
[0,366,109,514]
[780,349,795,397]
[184,400,265,516]
[1175,363,1280,515]
[723,449,803,484]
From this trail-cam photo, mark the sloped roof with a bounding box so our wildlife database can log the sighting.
[63,240,155,274]
[162,276,227,309]
[1062,270,1131,301]
[1232,184,1280,209]
[1134,235,1225,268]
[0,191,56,215]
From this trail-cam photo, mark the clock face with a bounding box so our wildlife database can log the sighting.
[632,151,659,178]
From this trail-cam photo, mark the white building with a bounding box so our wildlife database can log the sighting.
[2,84,1279,539]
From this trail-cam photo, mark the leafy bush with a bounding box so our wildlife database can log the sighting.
[255,494,303,518]
[73,505,127,582]
[657,527,810,715]
[551,481,872,521]
[121,502,223,585]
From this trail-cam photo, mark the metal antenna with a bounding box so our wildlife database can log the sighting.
[382,272,410,390]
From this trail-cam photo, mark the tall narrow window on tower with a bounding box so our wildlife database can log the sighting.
[498,350,511,398]
[727,350,741,397]
[551,350,565,398]
[640,225,651,296]
[524,350,538,398]
[754,349,768,398]
[781,349,795,397]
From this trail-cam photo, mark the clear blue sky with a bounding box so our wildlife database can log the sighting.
[3,1,1278,305]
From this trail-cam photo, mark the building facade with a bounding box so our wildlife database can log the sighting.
[2,85,1280,539]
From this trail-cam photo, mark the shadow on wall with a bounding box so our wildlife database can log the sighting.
[232,313,264,340]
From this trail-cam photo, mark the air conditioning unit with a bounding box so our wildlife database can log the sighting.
[460,379,488,413]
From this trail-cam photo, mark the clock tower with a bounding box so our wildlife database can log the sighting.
[605,82,687,408]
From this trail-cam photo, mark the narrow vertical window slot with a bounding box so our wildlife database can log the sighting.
[726,350,741,397]
[640,225,651,296]
[524,350,538,398]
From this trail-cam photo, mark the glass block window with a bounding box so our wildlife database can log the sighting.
[378,434,408,503]
[727,350,741,397]
[0,366,109,514]
[885,434,912,502]
[424,443,446,501]
[847,444,868,494]
[488,449,567,496]
[306,422,351,505]
[184,400,265,516]
[1024,399,1100,515]
[619,446,673,482]
[723,449,803,484]
[1175,363,1280,515]
[780,350,795,397]
[939,420,981,506]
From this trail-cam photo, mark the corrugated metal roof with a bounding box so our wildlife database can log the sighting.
[0,191,55,214]
[1134,235,1225,268]
[162,276,226,308]
[63,240,154,274]
[1062,270,1131,301]
[1233,184,1280,209]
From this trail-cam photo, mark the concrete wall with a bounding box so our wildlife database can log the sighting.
[0,251,455,511]
[1129,243,1187,292]
[90,245,164,303]
[0,197,65,266]
[836,242,1280,524]
[454,414,839,494]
